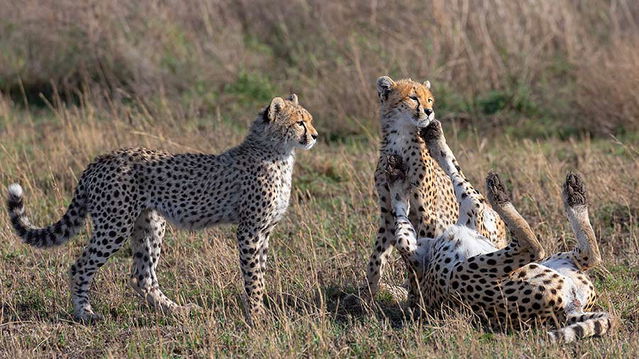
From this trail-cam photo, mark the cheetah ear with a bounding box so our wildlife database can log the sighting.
[286,93,299,105]
[376,76,395,101]
[266,97,285,122]
[424,80,431,89]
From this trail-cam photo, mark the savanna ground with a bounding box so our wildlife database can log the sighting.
[1,0,639,357]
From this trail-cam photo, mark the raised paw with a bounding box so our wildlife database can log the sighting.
[485,171,510,206]
[384,154,406,183]
[419,119,443,142]
[563,171,588,207]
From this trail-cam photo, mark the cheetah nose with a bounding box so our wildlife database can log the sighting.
[424,108,433,116]
[311,134,318,140]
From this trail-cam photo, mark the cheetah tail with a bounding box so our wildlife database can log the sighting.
[547,312,615,343]
[6,183,88,248]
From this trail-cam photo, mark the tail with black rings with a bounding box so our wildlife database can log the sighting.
[547,311,614,343]
[7,183,88,248]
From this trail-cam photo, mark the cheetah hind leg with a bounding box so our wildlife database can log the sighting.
[541,173,602,308]
[69,215,131,322]
[129,210,199,315]
[484,172,545,262]
[562,172,602,271]
[543,173,614,343]
[454,173,547,279]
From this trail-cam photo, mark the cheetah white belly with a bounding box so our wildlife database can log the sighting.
[437,225,498,261]
[541,256,592,308]
[439,227,593,310]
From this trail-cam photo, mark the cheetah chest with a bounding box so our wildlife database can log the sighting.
[382,132,456,238]
[270,156,295,223]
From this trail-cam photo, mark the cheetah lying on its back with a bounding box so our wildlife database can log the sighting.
[367,76,506,302]
[7,94,318,323]
[384,120,613,342]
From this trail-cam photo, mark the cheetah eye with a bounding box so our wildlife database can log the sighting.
[428,98,433,103]
[297,121,305,126]
[409,95,418,101]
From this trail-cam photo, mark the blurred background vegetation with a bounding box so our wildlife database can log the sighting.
[1,0,638,141]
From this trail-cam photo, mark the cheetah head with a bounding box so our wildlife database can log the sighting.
[257,94,318,151]
[376,76,435,128]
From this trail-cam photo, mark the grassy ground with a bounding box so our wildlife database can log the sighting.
[1,1,638,357]
[0,95,637,358]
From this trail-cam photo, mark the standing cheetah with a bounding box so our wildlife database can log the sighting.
[383,120,613,342]
[367,76,506,300]
[6,94,318,323]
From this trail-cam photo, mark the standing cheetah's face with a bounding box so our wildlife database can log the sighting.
[262,94,318,150]
[376,76,435,128]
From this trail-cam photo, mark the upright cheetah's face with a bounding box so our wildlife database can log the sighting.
[376,76,435,128]
[261,94,318,150]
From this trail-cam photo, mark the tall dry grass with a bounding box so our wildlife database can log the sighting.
[0,92,637,356]
[1,0,638,135]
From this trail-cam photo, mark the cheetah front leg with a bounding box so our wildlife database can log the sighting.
[365,160,425,303]
[366,197,418,302]
[237,221,269,323]
[385,155,422,265]
[366,210,396,298]
[365,166,399,297]
[421,120,503,245]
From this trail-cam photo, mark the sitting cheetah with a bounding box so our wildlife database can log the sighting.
[367,76,506,300]
[6,94,318,323]
[383,120,613,342]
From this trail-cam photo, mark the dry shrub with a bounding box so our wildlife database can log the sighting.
[576,37,639,133]
[0,0,638,134]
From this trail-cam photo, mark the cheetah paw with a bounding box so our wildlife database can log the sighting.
[74,310,104,323]
[170,303,202,317]
[419,119,443,142]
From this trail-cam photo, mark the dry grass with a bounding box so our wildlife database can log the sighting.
[1,0,639,135]
[1,1,639,357]
[0,93,637,357]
